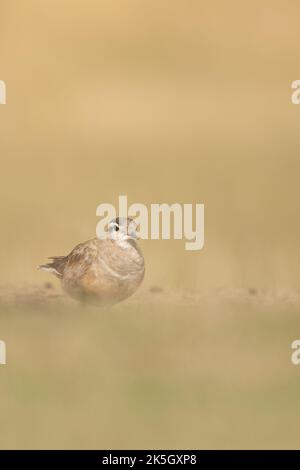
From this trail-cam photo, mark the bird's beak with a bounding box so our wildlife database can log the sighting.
[128,222,140,240]
[128,231,139,240]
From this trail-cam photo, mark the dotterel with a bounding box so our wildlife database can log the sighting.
[39,217,145,305]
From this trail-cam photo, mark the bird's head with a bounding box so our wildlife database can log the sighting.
[107,217,139,243]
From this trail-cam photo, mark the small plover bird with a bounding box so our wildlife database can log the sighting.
[39,217,145,305]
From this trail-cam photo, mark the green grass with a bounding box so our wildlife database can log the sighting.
[0,294,300,449]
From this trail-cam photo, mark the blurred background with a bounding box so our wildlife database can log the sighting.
[1,0,300,291]
[0,0,300,449]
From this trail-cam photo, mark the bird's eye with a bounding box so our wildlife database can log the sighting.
[114,225,119,231]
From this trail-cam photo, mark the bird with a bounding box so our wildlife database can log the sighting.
[39,217,145,306]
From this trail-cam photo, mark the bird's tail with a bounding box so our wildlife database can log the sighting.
[38,256,67,278]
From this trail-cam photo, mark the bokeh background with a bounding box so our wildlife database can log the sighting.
[1,0,300,449]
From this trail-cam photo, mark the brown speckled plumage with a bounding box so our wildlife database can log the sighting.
[39,218,145,305]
